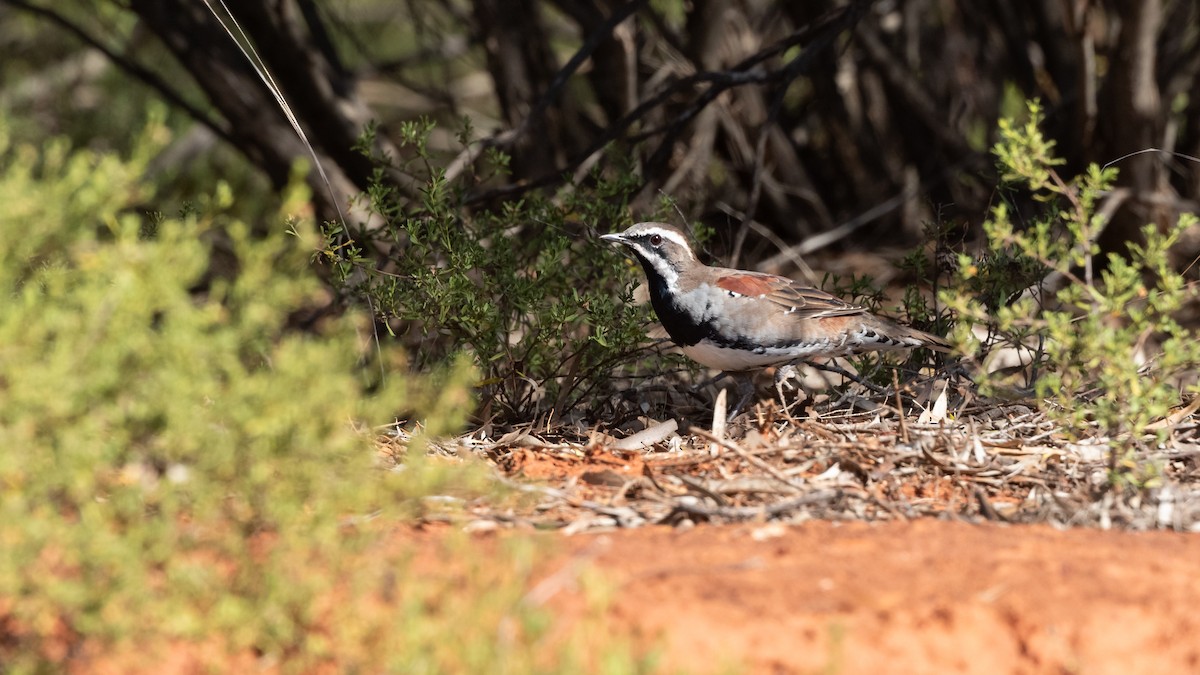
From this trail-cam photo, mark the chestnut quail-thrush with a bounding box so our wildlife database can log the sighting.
[601,222,951,412]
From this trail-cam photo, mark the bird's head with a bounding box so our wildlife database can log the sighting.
[601,222,698,286]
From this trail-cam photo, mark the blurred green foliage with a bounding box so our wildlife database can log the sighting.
[0,111,647,671]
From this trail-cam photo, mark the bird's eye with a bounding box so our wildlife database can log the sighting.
[649,233,663,247]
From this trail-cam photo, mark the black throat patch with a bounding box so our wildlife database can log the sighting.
[639,259,710,347]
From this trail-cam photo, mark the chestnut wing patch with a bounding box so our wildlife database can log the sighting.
[715,272,783,298]
[715,271,866,319]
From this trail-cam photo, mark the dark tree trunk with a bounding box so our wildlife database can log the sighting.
[1096,0,1167,262]
[127,0,401,224]
[471,0,564,179]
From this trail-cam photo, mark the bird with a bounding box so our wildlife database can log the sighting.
[601,221,952,414]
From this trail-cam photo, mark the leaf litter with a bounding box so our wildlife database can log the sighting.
[382,365,1200,534]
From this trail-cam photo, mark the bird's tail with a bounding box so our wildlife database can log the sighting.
[907,326,954,353]
[863,316,954,354]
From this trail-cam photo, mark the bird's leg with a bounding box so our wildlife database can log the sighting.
[691,371,732,409]
[695,371,730,392]
[724,371,757,421]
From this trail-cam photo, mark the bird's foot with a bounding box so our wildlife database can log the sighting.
[774,364,808,416]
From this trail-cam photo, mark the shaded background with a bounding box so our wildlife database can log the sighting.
[3,0,1197,269]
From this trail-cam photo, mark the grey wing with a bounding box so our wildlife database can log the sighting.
[764,281,868,319]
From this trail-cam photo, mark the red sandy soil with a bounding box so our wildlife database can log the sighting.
[56,518,1200,674]
[501,447,1200,673]
[548,520,1200,674]
[48,440,1200,674]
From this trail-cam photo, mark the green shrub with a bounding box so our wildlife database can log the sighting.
[943,101,1200,455]
[0,113,644,672]
[327,119,659,423]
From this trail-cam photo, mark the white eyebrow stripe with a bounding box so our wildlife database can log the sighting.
[633,224,695,259]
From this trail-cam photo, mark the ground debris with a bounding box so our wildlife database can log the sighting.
[384,382,1200,535]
